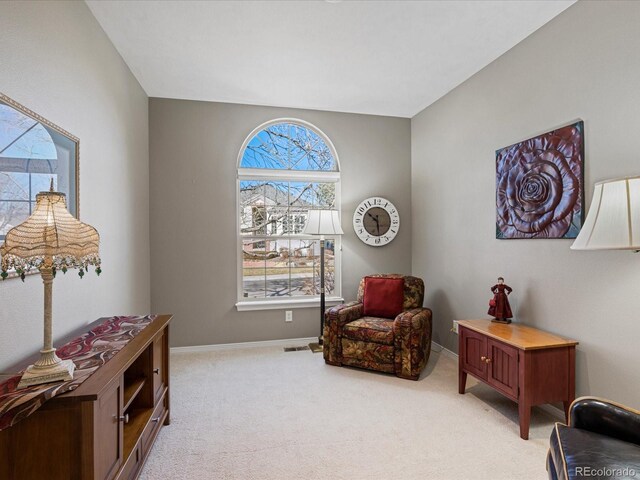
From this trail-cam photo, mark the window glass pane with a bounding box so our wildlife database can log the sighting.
[324,239,336,296]
[290,239,318,296]
[288,181,313,208]
[264,181,288,206]
[310,182,336,208]
[264,238,290,296]
[241,238,336,298]
[264,206,287,236]
[243,131,287,169]
[288,182,335,208]
[242,239,266,298]
[240,180,265,236]
[240,122,336,171]
[286,209,307,234]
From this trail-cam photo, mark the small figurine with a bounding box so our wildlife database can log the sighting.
[488,277,513,324]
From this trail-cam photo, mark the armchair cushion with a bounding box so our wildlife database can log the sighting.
[362,276,404,319]
[343,318,395,345]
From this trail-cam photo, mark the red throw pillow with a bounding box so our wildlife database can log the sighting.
[363,277,404,319]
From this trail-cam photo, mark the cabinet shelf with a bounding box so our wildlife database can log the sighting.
[123,377,147,412]
[123,407,154,458]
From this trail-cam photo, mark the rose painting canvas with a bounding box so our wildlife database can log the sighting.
[496,121,584,239]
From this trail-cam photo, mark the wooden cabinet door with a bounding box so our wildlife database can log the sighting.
[95,377,123,480]
[460,327,487,380]
[486,339,519,400]
[152,331,166,404]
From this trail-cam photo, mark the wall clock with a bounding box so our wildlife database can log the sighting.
[353,197,400,246]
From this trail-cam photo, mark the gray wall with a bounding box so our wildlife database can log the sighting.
[0,1,150,370]
[149,99,411,347]
[411,0,640,406]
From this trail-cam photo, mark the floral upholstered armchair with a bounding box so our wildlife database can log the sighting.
[323,274,432,380]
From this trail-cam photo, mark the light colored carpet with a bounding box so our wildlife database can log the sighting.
[140,345,557,480]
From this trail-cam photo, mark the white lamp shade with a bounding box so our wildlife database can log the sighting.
[302,209,344,236]
[571,176,640,250]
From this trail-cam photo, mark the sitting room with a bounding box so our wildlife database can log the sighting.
[0,1,639,479]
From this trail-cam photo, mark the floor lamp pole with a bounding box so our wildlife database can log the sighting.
[319,235,325,345]
[308,235,326,353]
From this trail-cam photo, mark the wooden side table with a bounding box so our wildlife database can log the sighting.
[457,319,578,440]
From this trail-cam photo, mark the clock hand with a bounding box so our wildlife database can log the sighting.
[367,212,378,222]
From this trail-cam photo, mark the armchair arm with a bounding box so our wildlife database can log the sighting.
[325,301,364,328]
[393,308,432,380]
[569,397,640,446]
[323,302,363,365]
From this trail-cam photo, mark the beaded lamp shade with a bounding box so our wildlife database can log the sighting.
[0,186,101,279]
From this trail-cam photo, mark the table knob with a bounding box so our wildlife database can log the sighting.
[153,368,160,374]
[116,414,129,424]
[480,356,486,361]
[485,358,492,364]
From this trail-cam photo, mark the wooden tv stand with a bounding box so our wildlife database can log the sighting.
[457,319,577,440]
[0,314,172,480]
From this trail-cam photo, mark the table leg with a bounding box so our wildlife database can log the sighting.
[518,402,531,440]
[563,400,572,423]
[458,370,467,394]
[564,346,576,423]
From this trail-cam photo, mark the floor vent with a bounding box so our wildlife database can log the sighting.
[283,346,310,352]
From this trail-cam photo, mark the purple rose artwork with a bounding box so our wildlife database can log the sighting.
[496,121,584,239]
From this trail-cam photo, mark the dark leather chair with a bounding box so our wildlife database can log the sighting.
[547,397,640,480]
[323,274,432,380]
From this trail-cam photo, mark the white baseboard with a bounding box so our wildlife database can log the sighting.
[431,341,458,361]
[537,403,566,421]
[173,339,457,356]
[170,337,317,353]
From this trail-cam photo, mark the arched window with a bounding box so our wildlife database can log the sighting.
[236,119,342,309]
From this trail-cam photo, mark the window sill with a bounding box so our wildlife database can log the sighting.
[235,297,345,312]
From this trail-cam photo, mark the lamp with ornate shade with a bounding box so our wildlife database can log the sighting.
[0,180,101,388]
[571,176,640,251]
[302,209,344,353]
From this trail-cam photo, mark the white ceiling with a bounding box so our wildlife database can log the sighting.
[86,0,575,118]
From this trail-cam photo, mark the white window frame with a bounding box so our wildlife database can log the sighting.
[235,118,343,311]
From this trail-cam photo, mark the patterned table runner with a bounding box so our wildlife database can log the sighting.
[0,315,156,431]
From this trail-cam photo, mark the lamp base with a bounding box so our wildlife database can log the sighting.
[17,357,75,389]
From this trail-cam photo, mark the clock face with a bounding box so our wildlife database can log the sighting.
[353,197,400,246]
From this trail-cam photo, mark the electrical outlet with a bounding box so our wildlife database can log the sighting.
[452,320,459,334]
[285,311,293,322]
